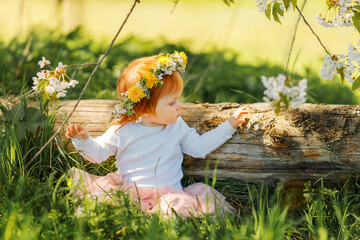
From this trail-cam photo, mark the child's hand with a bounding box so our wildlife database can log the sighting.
[65,124,89,140]
[228,107,248,128]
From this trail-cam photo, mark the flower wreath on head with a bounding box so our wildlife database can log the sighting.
[111,51,188,121]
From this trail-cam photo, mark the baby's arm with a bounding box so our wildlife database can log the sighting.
[180,107,248,158]
[65,124,118,164]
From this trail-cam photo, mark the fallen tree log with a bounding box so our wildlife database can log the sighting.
[55,100,360,187]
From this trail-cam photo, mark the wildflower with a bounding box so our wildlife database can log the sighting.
[127,84,145,103]
[158,56,171,65]
[175,51,188,66]
[38,56,50,68]
[144,72,158,89]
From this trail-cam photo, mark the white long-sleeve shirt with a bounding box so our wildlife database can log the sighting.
[72,117,236,189]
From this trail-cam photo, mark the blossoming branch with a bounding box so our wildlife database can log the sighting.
[32,57,79,103]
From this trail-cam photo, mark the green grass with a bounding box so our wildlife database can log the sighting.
[1,23,360,239]
[1,94,360,239]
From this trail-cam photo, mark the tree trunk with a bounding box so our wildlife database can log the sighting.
[56,100,360,187]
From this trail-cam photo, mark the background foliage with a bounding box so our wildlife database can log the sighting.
[0,27,359,105]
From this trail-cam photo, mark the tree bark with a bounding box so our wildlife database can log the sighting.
[56,100,360,187]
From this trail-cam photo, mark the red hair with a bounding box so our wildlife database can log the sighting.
[113,55,184,126]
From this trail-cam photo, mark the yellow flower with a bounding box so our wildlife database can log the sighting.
[127,84,145,103]
[174,51,188,66]
[144,72,158,89]
[179,51,188,66]
[158,56,171,65]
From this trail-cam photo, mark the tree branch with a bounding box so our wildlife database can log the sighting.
[296,5,331,56]
[24,0,139,170]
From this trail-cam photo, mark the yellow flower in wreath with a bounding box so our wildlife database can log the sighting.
[158,56,171,65]
[127,84,145,103]
[144,72,158,89]
[176,51,188,66]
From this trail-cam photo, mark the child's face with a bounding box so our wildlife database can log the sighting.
[141,90,183,126]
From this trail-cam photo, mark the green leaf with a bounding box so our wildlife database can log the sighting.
[222,0,234,6]
[50,92,57,104]
[352,76,360,91]
[275,2,284,17]
[4,104,25,123]
[273,101,281,115]
[0,103,7,116]
[283,0,290,10]
[352,14,360,34]
[265,3,272,20]
[291,0,297,10]
[24,107,47,132]
[337,67,345,84]
[282,95,290,110]
[354,5,360,11]
[42,90,51,104]
[38,79,48,90]
[14,122,26,141]
[272,3,282,24]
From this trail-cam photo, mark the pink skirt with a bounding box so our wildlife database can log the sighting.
[68,167,236,218]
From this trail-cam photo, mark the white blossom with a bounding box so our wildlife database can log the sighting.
[56,90,67,98]
[68,79,79,88]
[36,71,47,80]
[32,57,79,102]
[38,56,50,68]
[261,74,286,101]
[48,77,59,86]
[315,0,354,28]
[320,42,360,83]
[262,74,307,108]
[255,0,268,12]
[57,62,65,68]
[319,54,345,80]
[44,85,56,96]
